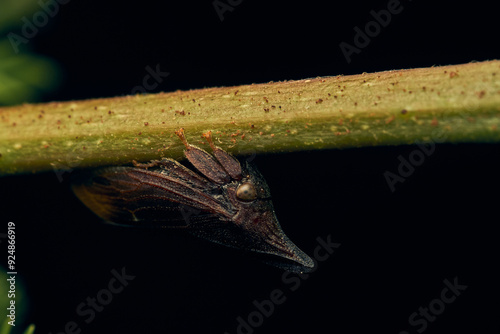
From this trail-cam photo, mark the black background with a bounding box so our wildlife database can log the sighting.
[1,0,499,333]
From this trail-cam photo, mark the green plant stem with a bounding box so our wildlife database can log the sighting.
[1,60,499,176]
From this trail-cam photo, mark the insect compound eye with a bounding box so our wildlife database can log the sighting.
[236,183,258,202]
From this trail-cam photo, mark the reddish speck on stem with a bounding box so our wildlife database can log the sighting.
[385,115,395,124]
[476,91,486,98]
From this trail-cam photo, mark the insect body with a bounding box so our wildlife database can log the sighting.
[72,129,314,273]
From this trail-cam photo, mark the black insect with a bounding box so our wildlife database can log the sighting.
[72,129,314,272]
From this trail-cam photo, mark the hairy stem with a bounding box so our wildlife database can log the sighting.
[1,60,499,176]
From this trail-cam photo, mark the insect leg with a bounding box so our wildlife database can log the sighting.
[132,160,163,169]
[203,131,242,180]
[175,128,231,184]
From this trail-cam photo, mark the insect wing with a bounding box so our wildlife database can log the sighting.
[71,167,233,227]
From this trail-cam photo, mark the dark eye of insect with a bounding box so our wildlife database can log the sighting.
[236,183,257,201]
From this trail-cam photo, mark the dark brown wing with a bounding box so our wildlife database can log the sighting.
[71,166,235,227]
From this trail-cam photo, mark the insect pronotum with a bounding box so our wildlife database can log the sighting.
[72,129,314,272]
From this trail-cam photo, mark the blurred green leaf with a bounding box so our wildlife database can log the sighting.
[0,0,40,34]
[0,0,62,106]
[22,325,35,334]
[0,319,12,334]
[0,39,61,105]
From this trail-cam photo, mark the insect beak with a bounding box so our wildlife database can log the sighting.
[267,232,316,273]
[251,211,315,273]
